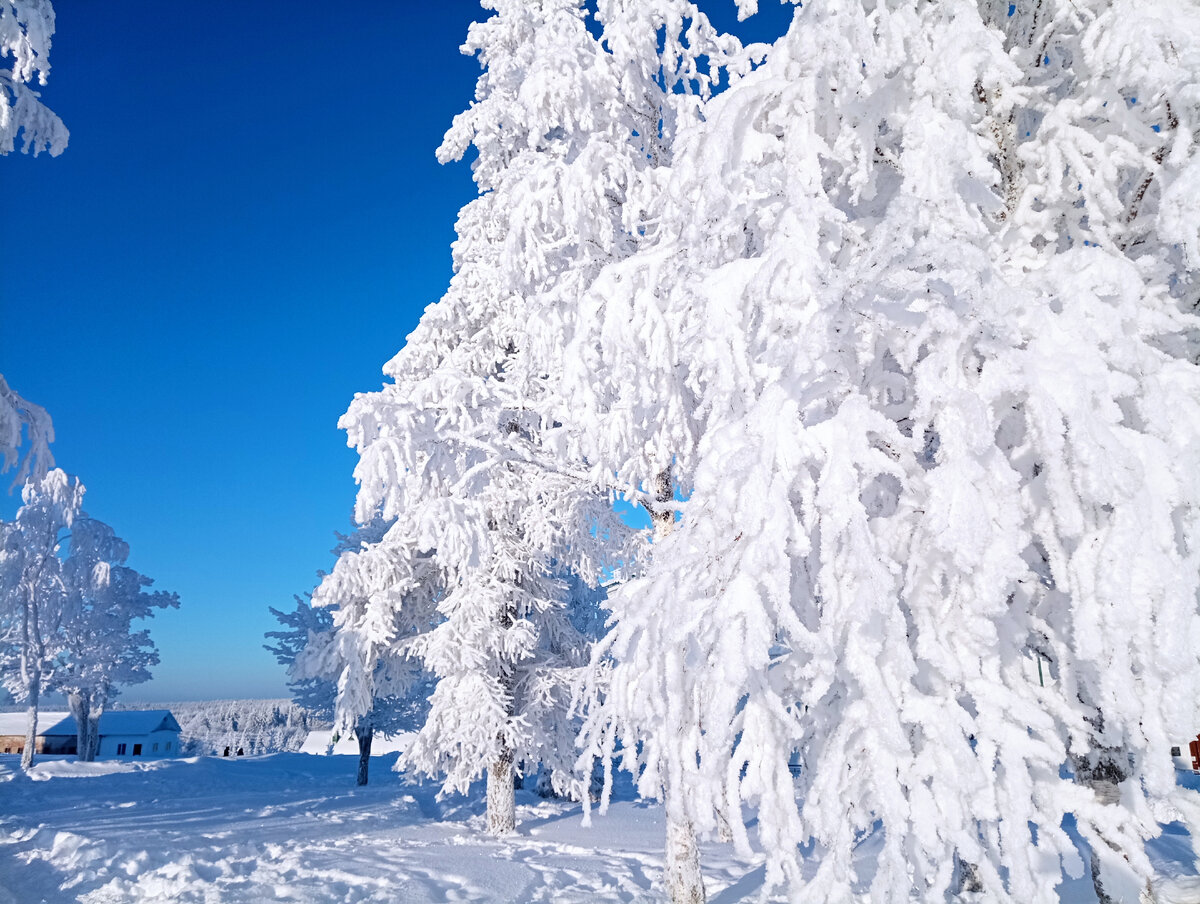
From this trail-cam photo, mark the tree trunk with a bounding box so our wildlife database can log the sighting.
[716,808,734,844]
[19,581,42,771]
[487,736,516,836]
[69,691,89,761]
[489,530,519,837]
[21,684,39,771]
[651,466,706,903]
[85,701,102,761]
[356,729,373,786]
[953,856,983,895]
[666,811,706,904]
[1075,749,1155,904]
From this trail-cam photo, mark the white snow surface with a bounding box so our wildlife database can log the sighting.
[0,752,767,903]
[0,713,67,737]
[0,753,1197,903]
[298,730,411,756]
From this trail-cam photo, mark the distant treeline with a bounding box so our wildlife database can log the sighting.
[112,699,329,756]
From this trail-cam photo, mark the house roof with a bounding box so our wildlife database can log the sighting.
[0,712,69,737]
[41,710,182,738]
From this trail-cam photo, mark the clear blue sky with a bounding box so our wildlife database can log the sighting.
[1,2,792,702]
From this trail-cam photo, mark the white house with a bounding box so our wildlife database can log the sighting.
[41,710,183,759]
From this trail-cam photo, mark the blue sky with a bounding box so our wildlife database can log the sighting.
[2,2,793,702]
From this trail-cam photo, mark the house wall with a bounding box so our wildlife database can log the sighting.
[0,735,78,755]
[98,730,182,759]
[40,735,76,755]
[0,734,51,755]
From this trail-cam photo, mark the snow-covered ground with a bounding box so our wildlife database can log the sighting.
[0,753,1197,903]
[298,730,411,756]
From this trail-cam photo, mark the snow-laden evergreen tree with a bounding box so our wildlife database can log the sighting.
[0,475,176,766]
[0,468,81,768]
[265,594,337,723]
[0,0,67,156]
[53,515,178,761]
[270,522,431,785]
[573,1,1200,902]
[321,0,666,834]
[269,590,424,784]
[0,375,53,489]
[307,519,443,777]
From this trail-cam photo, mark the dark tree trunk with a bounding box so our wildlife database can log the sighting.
[356,729,373,786]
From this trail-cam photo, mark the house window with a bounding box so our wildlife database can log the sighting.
[153,743,159,752]
[132,744,142,756]
[1172,746,1183,757]
[117,743,127,755]
[165,741,171,751]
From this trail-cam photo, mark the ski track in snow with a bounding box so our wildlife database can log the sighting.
[0,753,1196,903]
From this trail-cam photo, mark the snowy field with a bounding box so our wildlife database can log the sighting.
[1,753,1199,904]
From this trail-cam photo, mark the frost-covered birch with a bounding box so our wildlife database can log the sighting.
[575,1,1200,902]
[0,469,81,768]
[499,5,754,899]
[54,515,178,762]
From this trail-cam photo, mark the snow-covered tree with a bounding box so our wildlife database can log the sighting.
[496,2,757,898]
[269,522,432,786]
[144,699,311,757]
[53,515,178,761]
[269,590,424,785]
[0,0,67,156]
[265,594,337,722]
[434,0,748,868]
[321,0,662,834]
[0,468,81,768]
[0,374,53,490]
[574,1,1200,902]
[0,475,176,766]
